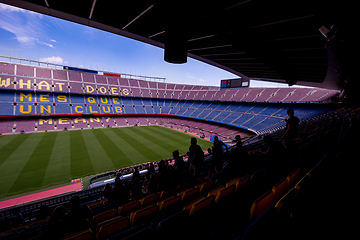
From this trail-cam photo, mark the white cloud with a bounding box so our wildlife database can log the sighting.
[186,72,205,82]
[0,3,25,12]
[17,36,36,45]
[39,56,64,64]
[50,39,57,43]
[0,3,45,47]
[38,41,55,48]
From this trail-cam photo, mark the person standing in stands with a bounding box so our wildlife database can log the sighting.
[282,108,300,151]
[188,137,204,178]
[208,136,228,179]
[230,135,250,176]
[172,150,185,184]
[112,179,130,207]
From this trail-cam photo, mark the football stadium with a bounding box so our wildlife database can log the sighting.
[0,1,357,240]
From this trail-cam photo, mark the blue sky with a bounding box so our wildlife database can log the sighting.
[0,3,293,88]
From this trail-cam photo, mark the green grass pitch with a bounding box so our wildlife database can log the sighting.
[0,126,213,198]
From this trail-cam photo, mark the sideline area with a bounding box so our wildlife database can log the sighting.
[0,183,82,210]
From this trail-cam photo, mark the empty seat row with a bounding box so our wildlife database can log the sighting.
[239,165,319,239]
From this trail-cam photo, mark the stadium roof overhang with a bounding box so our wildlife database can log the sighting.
[1,0,353,90]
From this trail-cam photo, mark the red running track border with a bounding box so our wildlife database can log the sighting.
[0,183,82,210]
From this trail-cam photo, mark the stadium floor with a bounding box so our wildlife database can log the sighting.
[0,183,82,209]
[0,126,214,200]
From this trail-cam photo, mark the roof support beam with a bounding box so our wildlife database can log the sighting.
[89,0,97,20]
[188,44,232,52]
[250,15,315,29]
[123,4,155,30]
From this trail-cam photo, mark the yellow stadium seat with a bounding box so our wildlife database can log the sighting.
[183,196,205,211]
[117,200,140,216]
[274,188,297,216]
[157,195,181,213]
[294,175,310,199]
[226,177,240,188]
[197,181,214,195]
[272,178,289,203]
[129,205,158,227]
[306,166,317,178]
[87,201,102,209]
[249,190,275,223]
[139,193,159,207]
[287,169,300,188]
[207,186,224,198]
[214,185,235,206]
[177,187,199,204]
[92,209,117,225]
[159,187,176,199]
[189,196,215,218]
[59,228,94,240]
[96,216,129,240]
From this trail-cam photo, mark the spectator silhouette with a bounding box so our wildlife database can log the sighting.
[35,205,51,222]
[9,208,24,229]
[132,167,140,181]
[143,173,157,195]
[188,137,204,177]
[113,179,130,207]
[209,136,228,178]
[217,156,237,185]
[131,177,143,200]
[115,171,122,183]
[156,160,170,191]
[41,205,66,239]
[103,183,114,204]
[261,135,286,164]
[172,150,185,184]
[282,108,300,151]
[63,195,90,235]
[230,135,250,176]
[147,163,155,176]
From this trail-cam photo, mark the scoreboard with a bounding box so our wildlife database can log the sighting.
[220,78,249,88]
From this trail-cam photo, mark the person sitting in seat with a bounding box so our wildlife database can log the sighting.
[41,206,66,239]
[63,195,90,235]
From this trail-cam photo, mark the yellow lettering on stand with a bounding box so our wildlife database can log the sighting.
[19,79,32,89]
[38,81,50,91]
[113,98,120,104]
[39,119,53,125]
[20,93,32,102]
[74,117,86,123]
[86,85,94,93]
[87,97,96,103]
[102,106,111,113]
[115,106,122,113]
[100,97,108,104]
[58,118,70,124]
[75,106,83,113]
[55,82,65,91]
[40,94,50,102]
[57,95,67,103]
[0,77,10,87]
[40,105,51,114]
[111,87,119,95]
[20,105,32,113]
[89,106,98,113]
[99,86,107,94]
[90,117,100,123]
[122,88,129,95]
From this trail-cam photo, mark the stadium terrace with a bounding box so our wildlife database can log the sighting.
[0,60,356,240]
